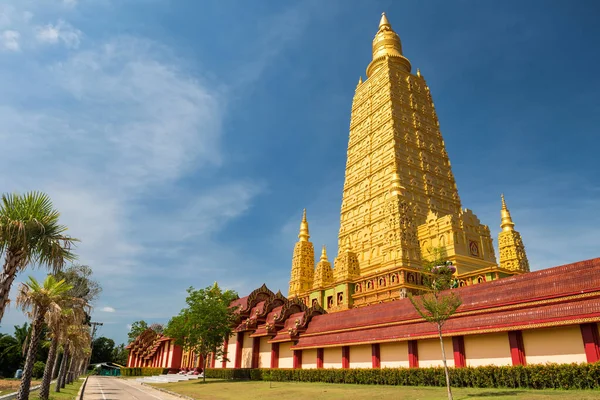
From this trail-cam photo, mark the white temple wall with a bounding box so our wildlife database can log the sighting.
[258,337,272,368]
[302,349,318,369]
[380,342,409,368]
[465,332,511,367]
[279,342,294,368]
[241,332,253,368]
[225,335,237,368]
[323,347,342,368]
[523,326,587,364]
[349,345,372,368]
[418,338,454,368]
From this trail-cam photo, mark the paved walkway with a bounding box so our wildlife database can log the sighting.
[83,376,183,400]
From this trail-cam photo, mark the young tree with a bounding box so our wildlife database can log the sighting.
[0,192,78,322]
[408,248,461,400]
[15,275,73,400]
[164,282,238,383]
[111,343,129,365]
[127,320,148,343]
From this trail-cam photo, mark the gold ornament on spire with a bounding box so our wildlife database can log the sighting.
[389,172,405,196]
[320,245,328,262]
[367,12,411,76]
[500,194,515,232]
[298,208,310,241]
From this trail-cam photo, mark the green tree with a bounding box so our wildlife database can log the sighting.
[164,282,238,383]
[127,320,148,343]
[408,248,462,400]
[0,192,78,322]
[90,337,115,364]
[15,275,73,400]
[111,343,128,365]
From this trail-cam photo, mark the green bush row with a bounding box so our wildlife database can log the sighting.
[204,363,600,390]
[120,367,169,376]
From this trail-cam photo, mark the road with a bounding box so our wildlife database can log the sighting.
[83,376,183,400]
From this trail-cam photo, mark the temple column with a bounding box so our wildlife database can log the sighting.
[127,351,132,367]
[211,351,216,368]
[341,346,350,369]
[234,332,244,369]
[452,336,466,368]
[580,323,600,363]
[270,343,279,368]
[222,338,229,368]
[251,337,260,369]
[371,343,380,368]
[508,331,526,366]
[408,340,419,368]
[293,350,302,369]
[317,348,324,369]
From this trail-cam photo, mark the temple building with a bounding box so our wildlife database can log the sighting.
[127,13,600,371]
[288,13,529,312]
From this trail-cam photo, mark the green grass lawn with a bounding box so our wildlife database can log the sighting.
[150,379,600,400]
[46,377,84,399]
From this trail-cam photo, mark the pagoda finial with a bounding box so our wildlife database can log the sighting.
[320,245,328,262]
[417,68,421,77]
[500,194,515,232]
[298,208,310,241]
[379,12,391,29]
[368,12,410,76]
[358,76,363,85]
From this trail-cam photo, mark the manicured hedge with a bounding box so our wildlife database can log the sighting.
[120,367,169,376]
[204,363,600,390]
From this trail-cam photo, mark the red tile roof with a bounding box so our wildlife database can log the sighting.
[289,258,600,349]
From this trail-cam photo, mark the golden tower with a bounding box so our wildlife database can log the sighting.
[288,210,315,297]
[290,13,528,311]
[312,246,334,299]
[498,195,530,273]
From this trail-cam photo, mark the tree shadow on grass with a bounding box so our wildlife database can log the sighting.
[463,391,524,398]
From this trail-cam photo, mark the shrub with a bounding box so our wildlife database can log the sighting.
[32,361,45,379]
[120,367,169,376]
[204,362,600,390]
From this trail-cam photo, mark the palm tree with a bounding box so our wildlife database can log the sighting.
[0,191,78,322]
[15,275,73,400]
[39,306,85,400]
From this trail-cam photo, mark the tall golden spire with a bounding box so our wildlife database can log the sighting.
[500,194,515,232]
[367,12,410,76]
[289,209,315,297]
[498,194,530,273]
[298,208,310,241]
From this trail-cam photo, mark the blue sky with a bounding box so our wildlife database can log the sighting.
[1,0,599,345]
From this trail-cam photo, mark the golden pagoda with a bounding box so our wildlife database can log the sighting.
[289,13,530,311]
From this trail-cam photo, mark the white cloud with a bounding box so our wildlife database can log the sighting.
[35,20,81,48]
[1,30,20,51]
[63,0,78,7]
[101,306,116,313]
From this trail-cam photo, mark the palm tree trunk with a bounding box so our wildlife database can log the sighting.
[437,324,453,400]
[56,344,69,392]
[0,250,24,322]
[67,355,74,384]
[39,336,59,400]
[17,307,45,400]
[51,347,61,379]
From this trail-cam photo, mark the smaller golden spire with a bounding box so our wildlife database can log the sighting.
[417,68,421,77]
[298,208,310,241]
[320,245,328,262]
[358,76,363,85]
[379,12,391,28]
[500,194,515,232]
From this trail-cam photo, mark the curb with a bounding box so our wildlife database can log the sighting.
[0,383,42,400]
[77,376,89,400]
[140,382,195,400]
